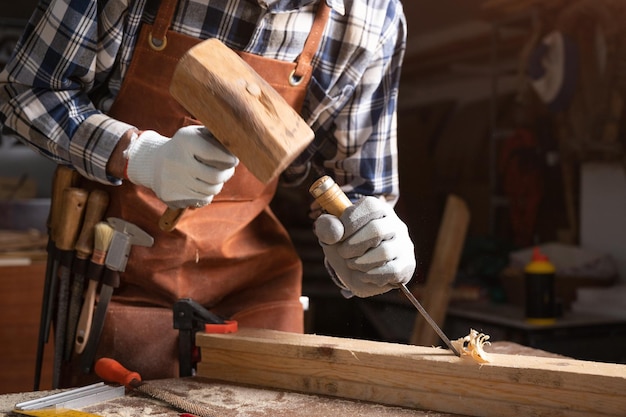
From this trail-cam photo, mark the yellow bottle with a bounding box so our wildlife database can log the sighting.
[524,247,557,325]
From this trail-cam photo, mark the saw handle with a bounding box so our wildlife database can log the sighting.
[95,357,142,389]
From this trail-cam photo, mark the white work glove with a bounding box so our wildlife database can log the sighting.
[125,126,238,209]
[313,196,416,298]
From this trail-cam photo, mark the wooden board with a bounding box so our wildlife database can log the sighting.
[197,328,626,417]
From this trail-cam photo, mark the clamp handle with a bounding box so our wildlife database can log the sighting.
[174,298,237,377]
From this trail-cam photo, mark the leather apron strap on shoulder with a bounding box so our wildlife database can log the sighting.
[292,1,331,84]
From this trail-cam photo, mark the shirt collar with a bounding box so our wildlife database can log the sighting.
[257,0,345,16]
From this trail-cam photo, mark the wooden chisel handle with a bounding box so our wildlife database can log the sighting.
[56,188,89,252]
[159,207,186,232]
[309,176,352,216]
[74,190,110,259]
[49,166,80,240]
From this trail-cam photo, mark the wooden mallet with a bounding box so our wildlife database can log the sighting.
[160,38,315,231]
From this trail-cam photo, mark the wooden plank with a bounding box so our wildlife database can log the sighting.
[410,194,470,346]
[197,328,626,417]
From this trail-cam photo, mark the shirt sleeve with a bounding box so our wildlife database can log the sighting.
[291,0,407,206]
[0,0,134,184]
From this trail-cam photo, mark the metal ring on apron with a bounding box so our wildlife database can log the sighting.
[288,69,304,86]
[148,32,168,51]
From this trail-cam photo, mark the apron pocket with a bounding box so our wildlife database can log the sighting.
[97,303,180,380]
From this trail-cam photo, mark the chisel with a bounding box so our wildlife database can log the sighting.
[95,358,217,417]
[34,166,79,390]
[53,187,89,388]
[309,176,461,357]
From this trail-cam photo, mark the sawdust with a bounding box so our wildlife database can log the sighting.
[87,395,173,417]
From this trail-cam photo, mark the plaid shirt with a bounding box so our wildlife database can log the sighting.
[0,0,406,202]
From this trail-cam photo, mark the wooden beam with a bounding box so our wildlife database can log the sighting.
[197,328,626,417]
[410,194,470,346]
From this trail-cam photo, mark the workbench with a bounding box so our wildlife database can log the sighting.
[0,377,460,417]
[446,301,626,363]
[0,342,562,417]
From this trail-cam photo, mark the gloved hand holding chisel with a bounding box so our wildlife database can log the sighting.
[313,196,416,298]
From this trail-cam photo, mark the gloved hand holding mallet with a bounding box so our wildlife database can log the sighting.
[124,125,239,210]
[156,38,315,231]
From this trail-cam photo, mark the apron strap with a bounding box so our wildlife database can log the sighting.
[148,0,332,78]
[293,1,331,81]
[149,0,179,50]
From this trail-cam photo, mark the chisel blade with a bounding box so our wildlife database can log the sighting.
[398,284,460,356]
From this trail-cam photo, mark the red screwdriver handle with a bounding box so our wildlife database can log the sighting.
[95,357,142,389]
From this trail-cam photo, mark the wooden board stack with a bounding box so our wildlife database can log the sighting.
[197,328,626,417]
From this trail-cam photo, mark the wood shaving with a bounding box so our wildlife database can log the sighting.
[452,329,491,363]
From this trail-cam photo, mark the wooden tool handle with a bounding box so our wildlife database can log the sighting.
[75,190,110,259]
[159,207,186,232]
[48,166,80,239]
[75,222,115,355]
[74,280,97,354]
[95,358,142,389]
[55,187,89,252]
[309,176,352,216]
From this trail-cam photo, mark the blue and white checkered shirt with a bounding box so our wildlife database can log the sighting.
[0,0,406,203]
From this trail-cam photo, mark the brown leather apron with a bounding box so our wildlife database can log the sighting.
[65,0,330,383]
